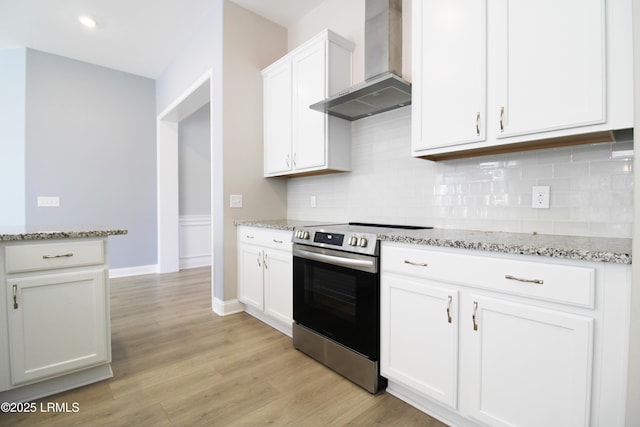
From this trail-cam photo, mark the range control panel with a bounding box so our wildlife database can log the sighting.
[293,227,378,256]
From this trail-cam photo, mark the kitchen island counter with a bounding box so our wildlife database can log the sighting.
[0,225,127,241]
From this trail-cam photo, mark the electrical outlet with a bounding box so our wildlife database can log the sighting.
[310,196,317,208]
[531,186,550,209]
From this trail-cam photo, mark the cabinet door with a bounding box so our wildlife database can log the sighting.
[494,0,605,138]
[263,249,292,325]
[292,41,327,171]
[381,274,459,408]
[462,295,593,427]
[7,269,109,385]
[238,244,264,310]
[263,62,292,176]
[413,0,486,151]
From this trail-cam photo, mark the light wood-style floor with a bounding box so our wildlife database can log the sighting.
[2,267,447,426]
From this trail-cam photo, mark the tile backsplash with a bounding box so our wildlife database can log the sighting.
[287,107,634,238]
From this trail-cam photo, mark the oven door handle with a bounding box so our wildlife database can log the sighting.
[294,248,375,270]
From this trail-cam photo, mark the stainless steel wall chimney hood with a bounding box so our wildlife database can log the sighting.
[310,0,410,121]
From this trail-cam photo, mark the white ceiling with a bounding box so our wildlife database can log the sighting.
[0,0,325,79]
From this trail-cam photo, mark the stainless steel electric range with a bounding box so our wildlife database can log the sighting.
[291,222,432,394]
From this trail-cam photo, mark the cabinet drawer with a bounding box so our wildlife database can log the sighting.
[238,227,292,251]
[382,244,595,308]
[5,240,105,273]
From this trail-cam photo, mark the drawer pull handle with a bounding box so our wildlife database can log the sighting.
[246,235,255,239]
[505,274,544,285]
[273,239,283,244]
[13,284,18,309]
[472,301,478,331]
[42,253,74,259]
[257,251,262,267]
[446,295,452,324]
[404,260,428,267]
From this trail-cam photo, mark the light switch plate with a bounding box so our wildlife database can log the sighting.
[230,194,243,208]
[37,196,60,207]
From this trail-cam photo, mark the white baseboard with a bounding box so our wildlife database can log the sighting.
[180,255,211,270]
[212,297,244,316]
[109,264,158,278]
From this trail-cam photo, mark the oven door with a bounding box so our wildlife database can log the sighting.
[292,244,379,360]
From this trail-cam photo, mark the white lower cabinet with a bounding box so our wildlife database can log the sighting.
[0,238,112,401]
[7,269,109,385]
[237,227,293,335]
[381,242,630,427]
[381,275,458,408]
[460,295,593,427]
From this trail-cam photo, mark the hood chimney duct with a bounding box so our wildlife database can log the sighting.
[365,0,402,79]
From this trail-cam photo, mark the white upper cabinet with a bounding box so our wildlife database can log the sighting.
[412,0,487,150]
[494,0,605,138]
[292,41,328,171]
[263,30,354,177]
[263,62,292,176]
[412,0,633,160]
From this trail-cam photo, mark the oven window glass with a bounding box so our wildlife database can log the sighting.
[310,266,357,321]
[293,255,379,359]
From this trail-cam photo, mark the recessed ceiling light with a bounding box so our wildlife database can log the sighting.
[79,16,97,28]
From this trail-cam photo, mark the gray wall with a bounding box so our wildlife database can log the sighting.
[24,49,157,269]
[179,103,211,215]
[0,48,26,225]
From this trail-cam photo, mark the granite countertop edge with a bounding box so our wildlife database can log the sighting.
[378,233,632,265]
[235,219,328,231]
[0,227,128,241]
[236,220,632,265]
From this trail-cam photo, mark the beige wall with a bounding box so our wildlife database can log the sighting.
[222,1,288,300]
[288,0,412,85]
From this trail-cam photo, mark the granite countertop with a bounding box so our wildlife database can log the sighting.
[378,228,632,265]
[236,220,632,264]
[0,225,128,241]
[235,219,335,231]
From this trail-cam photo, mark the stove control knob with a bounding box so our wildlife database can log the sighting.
[349,236,358,246]
[295,231,300,239]
[358,237,368,247]
[303,231,310,240]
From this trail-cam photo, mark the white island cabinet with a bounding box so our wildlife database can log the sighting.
[262,29,354,177]
[412,0,633,160]
[0,228,125,402]
[381,242,631,427]
[237,226,293,336]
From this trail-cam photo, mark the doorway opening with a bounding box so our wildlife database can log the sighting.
[156,70,213,275]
